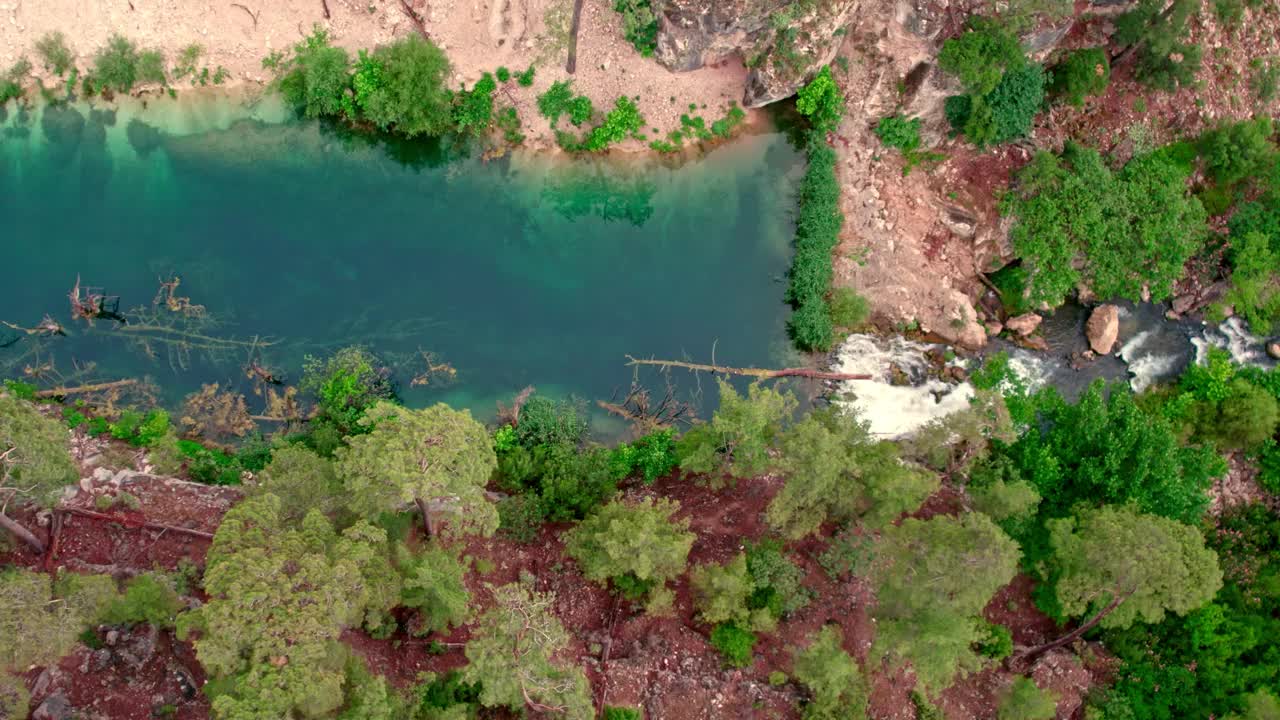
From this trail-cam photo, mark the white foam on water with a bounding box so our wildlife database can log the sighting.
[1004,349,1053,393]
[831,334,974,438]
[1193,317,1271,367]
[1118,329,1178,392]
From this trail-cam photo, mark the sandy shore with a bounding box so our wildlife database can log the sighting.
[0,0,756,147]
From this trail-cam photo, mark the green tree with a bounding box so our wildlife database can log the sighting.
[874,114,921,152]
[91,34,140,93]
[400,544,470,635]
[251,445,344,523]
[0,568,111,671]
[691,553,773,630]
[462,583,593,718]
[337,402,498,538]
[564,496,694,611]
[1114,0,1202,91]
[1199,117,1277,189]
[768,407,938,538]
[792,625,869,720]
[279,28,351,118]
[360,35,453,137]
[1228,690,1280,720]
[939,19,1025,96]
[35,31,74,75]
[300,345,397,442]
[869,513,1021,697]
[1033,506,1222,657]
[0,392,78,552]
[179,494,393,718]
[676,378,796,482]
[998,676,1057,720]
[1048,47,1110,106]
[796,66,844,134]
[453,72,497,134]
[1219,231,1280,334]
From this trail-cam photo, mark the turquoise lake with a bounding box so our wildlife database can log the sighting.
[0,95,802,429]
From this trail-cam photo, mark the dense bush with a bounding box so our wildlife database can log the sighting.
[1048,47,1109,107]
[614,0,658,56]
[499,442,616,521]
[786,131,844,351]
[796,66,844,134]
[938,19,1025,97]
[0,59,28,104]
[0,392,78,549]
[998,677,1057,720]
[1003,143,1207,306]
[1114,0,1202,91]
[35,31,74,75]
[1219,231,1280,333]
[453,72,496,134]
[709,621,756,667]
[400,545,470,634]
[608,429,677,483]
[565,497,694,611]
[251,445,344,523]
[301,346,397,439]
[828,287,870,328]
[583,96,646,151]
[515,394,589,448]
[875,113,921,152]
[90,34,144,94]
[792,626,869,720]
[676,378,796,481]
[946,62,1045,147]
[1198,117,1276,189]
[279,28,351,118]
[359,35,453,137]
[101,573,182,628]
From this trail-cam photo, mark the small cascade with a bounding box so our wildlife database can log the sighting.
[830,334,974,438]
[1193,317,1278,369]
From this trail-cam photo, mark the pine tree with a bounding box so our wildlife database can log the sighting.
[676,378,796,483]
[0,392,79,552]
[792,625,869,719]
[564,496,694,612]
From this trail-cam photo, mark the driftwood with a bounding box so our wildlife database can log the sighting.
[34,379,138,398]
[0,511,45,553]
[62,506,216,539]
[565,0,586,73]
[320,0,331,18]
[399,0,430,38]
[624,355,872,381]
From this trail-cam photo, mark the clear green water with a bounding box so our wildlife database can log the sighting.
[0,96,801,429]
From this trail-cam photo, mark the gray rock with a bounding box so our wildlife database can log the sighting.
[32,692,72,720]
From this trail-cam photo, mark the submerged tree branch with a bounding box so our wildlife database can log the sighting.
[624,355,872,381]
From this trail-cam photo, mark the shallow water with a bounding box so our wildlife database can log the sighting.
[0,95,803,429]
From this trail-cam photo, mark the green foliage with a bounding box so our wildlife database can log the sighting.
[976,622,1014,661]
[1048,506,1222,632]
[340,655,406,719]
[108,408,172,447]
[875,114,921,152]
[91,34,142,94]
[869,513,1020,697]
[786,130,843,350]
[252,445,344,524]
[1114,0,1202,91]
[0,391,78,511]
[302,346,397,439]
[828,287,870,328]
[946,63,1045,147]
[453,72,497,134]
[497,493,546,542]
[1003,143,1207,307]
[1214,0,1245,26]
[796,66,844,134]
[181,494,393,718]
[359,35,453,137]
[967,472,1041,537]
[676,378,796,481]
[1220,230,1280,334]
[411,670,481,717]
[565,497,694,610]
[999,677,1057,720]
[278,28,351,118]
[768,406,938,538]
[515,394,589,448]
[745,538,811,618]
[516,65,536,87]
[0,568,108,671]
[0,58,30,104]
[1198,117,1276,189]
[1003,381,1222,530]
[709,621,756,668]
[337,402,499,538]
[711,105,747,138]
[462,584,594,718]
[603,707,643,720]
[583,96,646,151]
[500,442,616,521]
[0,674,28,720]
[691,553,763,628]
[36,31,74,75]
[101,573,182,628]
[792,626,868,720]
[400,545,470,634]
[1251,58,1279,102]
[939,19,1025,97]
[1048,47,1110,106]
[614,0,658,56]
[137,49,167,86]
[350,50,384,112]
[609,429,677,483]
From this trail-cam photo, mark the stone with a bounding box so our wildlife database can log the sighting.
[1268,342,1280,360]
[1005,313,1043,336]
[1086,304,1120,355]
[32,692,72,720]
[986,321,1003,336]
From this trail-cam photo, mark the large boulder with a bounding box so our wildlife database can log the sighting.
[1006,312,1043,336]
[1086,304,1120,354]
[653,0,861,106]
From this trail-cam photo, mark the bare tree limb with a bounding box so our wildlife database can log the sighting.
[624,355,872,381]
[231,3,261,29]
[399,0,430,38]
[61,507,216,539]
[34,379,138,398]
[0,511,45,553]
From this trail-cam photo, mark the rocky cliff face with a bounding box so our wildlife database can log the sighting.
[652,0,861,106]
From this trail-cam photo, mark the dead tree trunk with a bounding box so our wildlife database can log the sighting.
[625,355,872,381]
[416,497,437,538]
[0,511,46,553]
[1012,591,1130,667]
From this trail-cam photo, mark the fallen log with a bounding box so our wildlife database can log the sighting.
[34,379,138,398]
[62,507,216,539]
[624,355,872,381]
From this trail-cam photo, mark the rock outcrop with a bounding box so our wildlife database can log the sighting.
[1006,312,1043,336]
[1086,304,1120,354]
[653,0,860,106]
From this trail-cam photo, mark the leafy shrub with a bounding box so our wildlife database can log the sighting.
[792,626,868,719]
[676,378,796,481]
[796,66,843,134]
[745,538,811,617]
[277,28,351,118]
[359,35,453,137]
[495,66,511,83]
[91,34,142,94]
[101,573,182,628]
[828,287,870,328]
[454,72,497,134]
[976,622,1014,660]
[1048,47,1110,106]
[36,31,74,75]
[1251,58,1279,102]
[497,493,546,542]
[875,114,921,151]
[584,96,646,151]
[565,497,694,610]
[786,131,843,351]
[0,392,79,516]
[608,429,677,483]
[516,65,536,87]
[614,0,658,56]
[400,545,470,634]
[1114,0,1201,91]
[938,19,1025,96]
[1003,143,1207,306]
[538,81,587,126]
[412,670,481,715]
[603,707,643,720]
[709,622,756,667]
[1198,117,1276,189]
[948,63,1045,147]
[301,346,396,438]
[1214,0,1245,26]
[999,676,1057,720]
[515,394,588,448]
[350,49,383,112]
[691,554,765,628]
[253,445,344,523]
[710,105,746,138]
[137,49,167,86]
